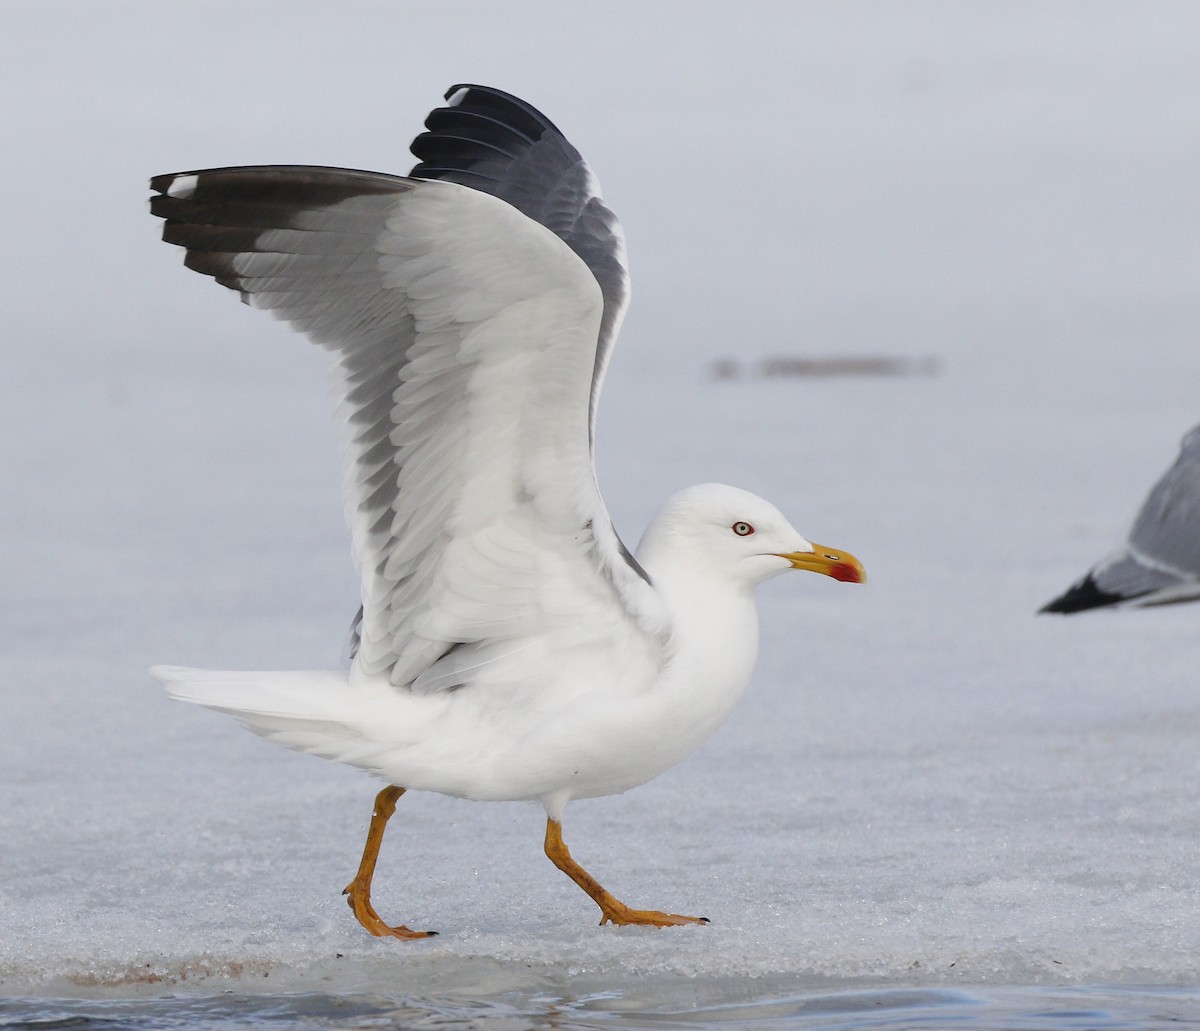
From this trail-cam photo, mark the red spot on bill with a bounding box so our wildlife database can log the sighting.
[829,562,864,584]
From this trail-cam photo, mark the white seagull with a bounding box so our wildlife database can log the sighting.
[150,84,865,938]
[1041,423,1200,613]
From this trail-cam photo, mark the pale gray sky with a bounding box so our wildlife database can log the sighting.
[4,1,1199,373]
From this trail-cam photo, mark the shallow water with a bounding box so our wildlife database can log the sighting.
[4,984,1200,1030]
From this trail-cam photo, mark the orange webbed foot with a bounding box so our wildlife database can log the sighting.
[543,817,709,930]
[598,902,709,928]
[343,878,437,940]
[343,785,436,940]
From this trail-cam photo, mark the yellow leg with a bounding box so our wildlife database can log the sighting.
[342,785,436,940]
[543,818,708,928]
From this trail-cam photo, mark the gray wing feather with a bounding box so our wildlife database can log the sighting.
[1125,424,1200,577]
[410,84,630,445]
[1041,424,1200,613]
[151,155,668,686]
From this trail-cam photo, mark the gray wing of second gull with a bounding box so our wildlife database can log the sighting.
[1125,425,1200,578]
[150,164,670,691]
[1041,423,1200,613]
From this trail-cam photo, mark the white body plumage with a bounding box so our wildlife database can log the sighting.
[155,484,812,821]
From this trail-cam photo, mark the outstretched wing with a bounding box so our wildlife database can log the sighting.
[150,163,668,689]
[1041,424,1200,613]
[410,83,630,444]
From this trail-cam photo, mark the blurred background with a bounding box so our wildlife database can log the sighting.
[2,0,1199,1009]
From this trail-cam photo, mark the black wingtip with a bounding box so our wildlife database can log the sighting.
[442,83,557,125]
[1039,573,1129,614]
[410,85,563,183]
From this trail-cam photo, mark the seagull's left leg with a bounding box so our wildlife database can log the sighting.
[342,785,436,939]
[543,817,708,927]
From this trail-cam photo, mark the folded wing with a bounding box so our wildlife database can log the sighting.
[1041,424,1200,612]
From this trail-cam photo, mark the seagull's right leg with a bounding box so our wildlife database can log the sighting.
[342,785,437,939]
[543,817,708,927]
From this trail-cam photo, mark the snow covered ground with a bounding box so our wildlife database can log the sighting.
[2,1,1199,1022]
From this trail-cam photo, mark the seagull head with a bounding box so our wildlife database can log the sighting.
[636,483,866,591]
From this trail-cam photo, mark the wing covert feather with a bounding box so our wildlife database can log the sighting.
[150,163,668,693]
[1126,424,1200,577]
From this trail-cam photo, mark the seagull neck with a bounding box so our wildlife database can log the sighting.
[638,550,760,665]
[636,550,761,742]
[641,551,756,604]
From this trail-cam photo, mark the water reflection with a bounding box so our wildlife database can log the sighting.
[4,984,1200,1029]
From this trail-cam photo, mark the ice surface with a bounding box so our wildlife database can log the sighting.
[2,0,1200,1012]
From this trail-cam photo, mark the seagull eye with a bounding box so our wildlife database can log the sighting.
[732,521,755,537]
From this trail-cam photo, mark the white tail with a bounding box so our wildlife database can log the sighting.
[151,665,366,760]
